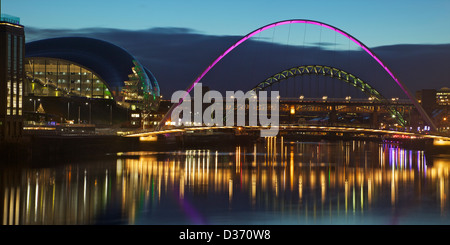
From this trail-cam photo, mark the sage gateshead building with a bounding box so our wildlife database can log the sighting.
[24,37,160,127]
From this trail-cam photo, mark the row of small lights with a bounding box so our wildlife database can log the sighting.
[216,95,402,101]
[294,96,399,101]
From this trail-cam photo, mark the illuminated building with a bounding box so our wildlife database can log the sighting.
[24,37,160,127]
[416,88,450,132]
[437,87,450,106]
[416,87,450,107]
[0,13,24,141]
[25,57,114,100]
[436,87,450,132]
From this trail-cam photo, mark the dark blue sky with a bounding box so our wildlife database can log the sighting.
[3,0,450,47]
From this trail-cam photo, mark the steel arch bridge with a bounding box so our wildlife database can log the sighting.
[251,64,407,126]
[158,19,436,131]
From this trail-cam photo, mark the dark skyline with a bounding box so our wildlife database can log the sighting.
[4,0,450,47]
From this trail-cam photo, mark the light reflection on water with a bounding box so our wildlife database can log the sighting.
[2,139,450,225]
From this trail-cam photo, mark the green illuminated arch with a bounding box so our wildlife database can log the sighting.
[251,65,407,126]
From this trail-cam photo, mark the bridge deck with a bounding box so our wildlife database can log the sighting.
[123,125,450,145]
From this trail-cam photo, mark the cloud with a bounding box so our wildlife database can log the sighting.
[25,27,450,99]
[307,42,343,47]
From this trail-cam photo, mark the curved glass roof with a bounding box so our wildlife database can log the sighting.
[25,37,160,111]
[25,37,159,97]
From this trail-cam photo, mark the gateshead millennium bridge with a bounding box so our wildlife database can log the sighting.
[124,19,449,146]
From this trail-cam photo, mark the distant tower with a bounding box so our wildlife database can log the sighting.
[416,89,437,118]
[0,3,25,141]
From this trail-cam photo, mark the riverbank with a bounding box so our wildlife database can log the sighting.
[0,135,139,166]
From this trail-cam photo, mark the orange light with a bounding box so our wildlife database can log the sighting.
[290,106,295,115]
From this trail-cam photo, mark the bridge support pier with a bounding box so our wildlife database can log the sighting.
[371,106,378,128]
[329,105,337,126]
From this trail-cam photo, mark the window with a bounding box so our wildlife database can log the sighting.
[13,36,17,71]
[13,83,17,108]
[7,34,11,72]
[19,37,23,70]
[7,97,11,115]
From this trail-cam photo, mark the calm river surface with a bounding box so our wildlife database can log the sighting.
[2,139,450,225]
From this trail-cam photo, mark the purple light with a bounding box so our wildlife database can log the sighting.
[162,19,435,130]
[409,150,412,169]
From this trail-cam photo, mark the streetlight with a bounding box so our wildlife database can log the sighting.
[67,101,70,120]
[29,98,40,112]
[78,105,81,124]
[290,106,295,115]
[85,101,91,124]
[107,104,112,126]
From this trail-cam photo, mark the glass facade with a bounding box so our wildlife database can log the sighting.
[121,60,157,111]
[25,57,113,100]
[437,88,450,106]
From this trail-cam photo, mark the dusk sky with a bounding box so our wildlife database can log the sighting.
[3,0,450,47]
[2,0,450,96]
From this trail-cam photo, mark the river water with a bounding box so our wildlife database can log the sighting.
[2,139,450,225]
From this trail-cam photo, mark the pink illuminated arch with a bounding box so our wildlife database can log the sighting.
[159,19,435,130]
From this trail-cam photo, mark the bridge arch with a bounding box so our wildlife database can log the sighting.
[160,19,435,130]
[251,64,407,126]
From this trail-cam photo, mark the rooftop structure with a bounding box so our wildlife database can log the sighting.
[0,14,20,25]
